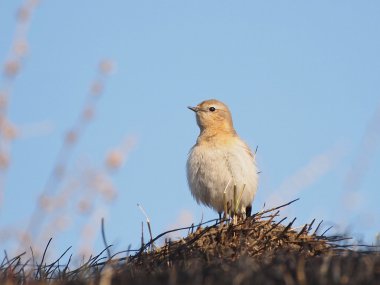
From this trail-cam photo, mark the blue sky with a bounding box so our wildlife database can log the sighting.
[0,1,379,259]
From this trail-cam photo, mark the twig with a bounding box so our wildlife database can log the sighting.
[45,246,72,277]
[307,219,316,233]
[35,238,52,279]
[141,221,144,250]
[223,178,232,219]
[101,218,112,259]
[281,218,297,236]
[321,226,334,237]
[1,250,9,267]
[313,220,324,235]
[296,224,309,239]
[252,198,300,218]
[137,203,154,249]
[62,254,72,277]
[263,217,288,236]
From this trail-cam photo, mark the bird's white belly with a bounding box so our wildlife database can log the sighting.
[187,143,258,213]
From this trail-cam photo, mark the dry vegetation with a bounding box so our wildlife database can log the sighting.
[1,201,379,285]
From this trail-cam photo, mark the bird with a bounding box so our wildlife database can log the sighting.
[186,99,258,219]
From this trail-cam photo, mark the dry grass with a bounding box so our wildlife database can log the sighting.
[1,201,379,285]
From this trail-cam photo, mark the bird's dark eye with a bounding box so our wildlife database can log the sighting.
[209,107,216,112]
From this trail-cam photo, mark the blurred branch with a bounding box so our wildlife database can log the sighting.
[21,60,115,247]
[0,0,40,204]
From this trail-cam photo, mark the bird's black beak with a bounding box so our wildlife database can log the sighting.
[188,106,198,112]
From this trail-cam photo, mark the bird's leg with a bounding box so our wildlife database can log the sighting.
[221,201,231,225]
[246,205,252,218]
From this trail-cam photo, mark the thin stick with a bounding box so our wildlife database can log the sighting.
[223,178,232,219]
[140,221,144,250]
[321,226,333,237]
[307,219,315,233]
[223,191,227,220]
[45,246,72,276]
[62,254,72,275]
[281,217,297,236]
[236,184,246,213]
[36,238,52,279]
[101,218,111,259]
[313,220,324,235]
[296,224,308,239]
[137,203,154,249]
[233,185,238,224]
[254,198,300,217]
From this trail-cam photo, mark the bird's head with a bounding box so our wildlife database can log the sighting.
[188,99,235,133]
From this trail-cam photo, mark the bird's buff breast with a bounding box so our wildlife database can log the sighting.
[186,142,258,212]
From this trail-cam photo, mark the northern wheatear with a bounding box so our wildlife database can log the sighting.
[187,99,258,218]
